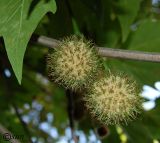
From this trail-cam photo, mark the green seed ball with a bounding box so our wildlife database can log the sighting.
[85,73,143,125]
[47,36,101,90]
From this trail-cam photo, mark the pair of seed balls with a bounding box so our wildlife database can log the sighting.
[47,36,142,125]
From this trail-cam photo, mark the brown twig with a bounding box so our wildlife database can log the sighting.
[0,56,32,143]
[12,103,33,143]
[31,35,160,63]
[0,124,21,143]
[66,90,78,143]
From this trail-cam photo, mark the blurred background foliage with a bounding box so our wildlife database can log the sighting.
[0,0,160,142]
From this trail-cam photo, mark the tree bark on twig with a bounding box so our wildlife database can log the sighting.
[12,103,33,143]
[0,124,21,143]
[31,35,160,63]
[66,90,78,143]
[0,57,33,143]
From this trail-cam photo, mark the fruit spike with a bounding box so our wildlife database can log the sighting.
[85,73,143,125]
[47,36,101,90]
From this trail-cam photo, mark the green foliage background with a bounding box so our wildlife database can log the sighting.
[0,0,160,142]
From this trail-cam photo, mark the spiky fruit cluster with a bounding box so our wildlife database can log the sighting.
[47,36,100,90]
[85,73,142,125]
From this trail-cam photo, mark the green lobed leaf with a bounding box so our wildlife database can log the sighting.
[0,0,56,84]
[107,19,160,86]
[128,19,160,52]
[123,99,160,142]
[142,98,160,139]
[123,121,153,143]
[117,0,141,42]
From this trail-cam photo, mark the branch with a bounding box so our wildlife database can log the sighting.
[66,90,74,130]
[66,90,78,143]
[0,59,32,143]
[12,104,33,143]
[0,124,21,143]
[98,47,160,62]
[31,35,160,63]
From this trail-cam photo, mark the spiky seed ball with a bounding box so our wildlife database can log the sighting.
[85,73,142,125]
[47,36,100,90]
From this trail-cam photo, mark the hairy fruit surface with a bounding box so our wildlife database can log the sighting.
[85,73,142,125]
[47,36,100,90]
